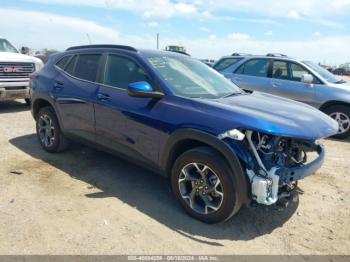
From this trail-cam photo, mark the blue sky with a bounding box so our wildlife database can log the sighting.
[1,0,350,65]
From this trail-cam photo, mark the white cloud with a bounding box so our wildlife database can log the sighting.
[27,0,198,19]
[312,32,322,37]
[227,33,250,40]
[0,8,119,49]
[265,30,273,36]
[287,10,301,19]
[1,8,349,65]
[147,21,159,28]
[200,26,210,32]
[174,2,197,14]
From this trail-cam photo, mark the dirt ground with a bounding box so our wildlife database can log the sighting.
[0,100,349,255]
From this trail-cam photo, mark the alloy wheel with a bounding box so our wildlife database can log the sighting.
[178,162,224,215]
[38,114,55,147]
[329,112,350,134]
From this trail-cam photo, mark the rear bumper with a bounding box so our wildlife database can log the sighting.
[0,81,30,101]
[277,144,325,184]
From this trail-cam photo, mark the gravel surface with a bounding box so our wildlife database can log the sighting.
[0,100,349,255]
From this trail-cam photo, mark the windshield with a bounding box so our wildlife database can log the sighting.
[303,61,341,84]
[0,39,18,53]
[146,55,241,99]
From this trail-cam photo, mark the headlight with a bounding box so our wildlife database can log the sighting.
[35,60,44,72]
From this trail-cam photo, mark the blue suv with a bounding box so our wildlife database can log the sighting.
[30,45,338,223]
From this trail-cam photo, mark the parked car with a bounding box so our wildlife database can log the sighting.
[0,38,43,105]
[213,53,350,139]
[333,67,350,76]
[30,45,337,223]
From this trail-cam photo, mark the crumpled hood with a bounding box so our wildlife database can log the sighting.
[203,92,338,140]
[0,51,42,64]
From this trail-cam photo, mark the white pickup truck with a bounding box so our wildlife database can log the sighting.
[0,38,44,105]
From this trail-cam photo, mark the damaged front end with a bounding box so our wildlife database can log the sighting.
[219,129,325,206]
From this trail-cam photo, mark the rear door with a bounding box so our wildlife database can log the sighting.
[231,58,273,93]
[52,53,102,141]
[269,60,317,106]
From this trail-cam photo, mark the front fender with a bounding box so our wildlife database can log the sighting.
[161,128,250,205]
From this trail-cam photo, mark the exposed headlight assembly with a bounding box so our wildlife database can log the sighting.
[218,129,245,140]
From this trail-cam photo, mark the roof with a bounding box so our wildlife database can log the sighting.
[66,44,137,52]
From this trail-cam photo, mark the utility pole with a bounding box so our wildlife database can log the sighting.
[86,33,92,44]
[156,33,159,50]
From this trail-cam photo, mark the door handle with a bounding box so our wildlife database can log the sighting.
[53,81,63,90]
[97,93,111,102]
[272,82,282,88]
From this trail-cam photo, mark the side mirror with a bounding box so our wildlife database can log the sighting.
[301,74,313,84]
[127,81,164,99]
[20,46,29,55]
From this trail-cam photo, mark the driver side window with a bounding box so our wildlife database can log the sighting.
[290,63,310,82]
[103,55,152,89]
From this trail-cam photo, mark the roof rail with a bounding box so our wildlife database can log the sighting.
[266,53,288,57]
[231,52,251,56]
[66,44,137,52]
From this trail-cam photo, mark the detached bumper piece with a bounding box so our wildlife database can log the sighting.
[277,144,325,184]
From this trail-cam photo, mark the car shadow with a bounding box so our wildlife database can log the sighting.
[0,100,29,113]
[10,134,299,244]
[326,137,350,143]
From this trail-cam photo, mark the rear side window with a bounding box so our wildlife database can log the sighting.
[56,55,72,70]
[73,54,102,82]
[103,55,151,89]
[235,59,270,77]
[272,61,289,80]
[236,59,270,77]
[213,58,241,71]
[65,55,77,75]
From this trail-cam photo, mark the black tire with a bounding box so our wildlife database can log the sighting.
[36,106,69,153]
[25,98,31,106]
[324,105,350,139]
[171,146,241,223]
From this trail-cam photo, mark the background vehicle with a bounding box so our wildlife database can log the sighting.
[214,53,350,139]
[30,45,337,223]
[333,67,350,76]
[0,38,43,104]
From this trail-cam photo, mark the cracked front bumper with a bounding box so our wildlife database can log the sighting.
[277,144,325,184]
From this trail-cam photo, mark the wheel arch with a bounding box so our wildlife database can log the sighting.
[32,98,54,120]
[161,128,250,205]
[319,100,350,112]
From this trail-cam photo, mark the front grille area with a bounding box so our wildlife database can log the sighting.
[0,62,35,79]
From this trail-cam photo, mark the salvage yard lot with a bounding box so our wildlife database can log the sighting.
[0,100,349,255]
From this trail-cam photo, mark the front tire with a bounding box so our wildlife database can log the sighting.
[324,105,350,139]
[36,106,69,153]
[171,147,241,223]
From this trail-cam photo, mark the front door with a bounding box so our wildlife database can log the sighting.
[94,54,166,167]
[269,60,316,106]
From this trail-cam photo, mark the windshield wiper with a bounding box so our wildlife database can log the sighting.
[335,80,346,84]
[222,91,244,98]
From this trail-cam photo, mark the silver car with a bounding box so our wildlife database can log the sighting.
[214,53,350,139]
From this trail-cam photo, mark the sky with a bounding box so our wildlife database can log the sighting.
[1,0,350,65]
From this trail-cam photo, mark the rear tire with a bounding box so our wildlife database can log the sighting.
[324,105,350,139]
[171,147,241,223]
[36,106,69,153]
